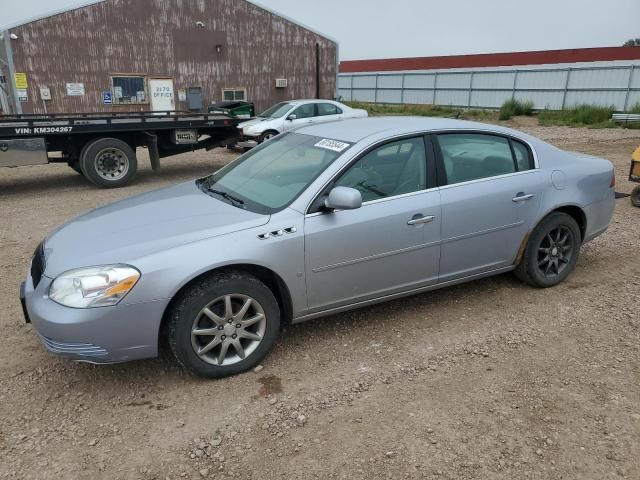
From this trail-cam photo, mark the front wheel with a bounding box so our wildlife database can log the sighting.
[515,212,582,288]
[168,271,281,378]
[260,130,279,143]
[80,138,137,188]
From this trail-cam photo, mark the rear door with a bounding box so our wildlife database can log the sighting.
[315,103,343,124]
[434,132,545,281]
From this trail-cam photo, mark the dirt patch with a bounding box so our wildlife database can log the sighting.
[0,126,639,479]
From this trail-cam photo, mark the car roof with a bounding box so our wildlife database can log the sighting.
[293,116,538,144]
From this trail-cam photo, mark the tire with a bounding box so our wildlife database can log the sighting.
[168,271,281,379]
[631,185,640,208]
[68,162,83,176]
[260,130,279,143]
[515,212,582,288]
[80,137,137,188]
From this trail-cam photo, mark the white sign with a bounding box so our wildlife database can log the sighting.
[66,83,85,96]
[149,79,175,112]
[16,88,28,102]
[113,86,123,100]
[178,89,186,102]
[314,139,351,153]
[39,87,51,101]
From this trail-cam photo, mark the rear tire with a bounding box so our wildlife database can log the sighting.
[515,212,581,288]
[168,271,281,379]
[80,138,137,188]
[631,185,640,208]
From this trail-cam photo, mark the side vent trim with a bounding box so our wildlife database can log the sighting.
[257,226,297,240]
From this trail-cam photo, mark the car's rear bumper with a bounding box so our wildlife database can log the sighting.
[22,272,165,364]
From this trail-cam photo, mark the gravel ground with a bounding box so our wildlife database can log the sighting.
[0,123,639,480]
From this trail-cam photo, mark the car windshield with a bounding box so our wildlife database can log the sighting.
[199,133,350,214]
[258,102,294,118]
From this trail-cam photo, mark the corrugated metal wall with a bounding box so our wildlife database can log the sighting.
[9,0,337,114]
[339,63,640,111]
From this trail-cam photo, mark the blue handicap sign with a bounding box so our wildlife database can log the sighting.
[103,92,113,104]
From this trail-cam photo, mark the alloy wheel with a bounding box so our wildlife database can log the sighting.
[190,294,267,366]
[537,225,574,278]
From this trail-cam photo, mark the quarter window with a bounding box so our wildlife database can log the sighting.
[511,139,534,171]
[292,103,315,119]
[334,137,427,202]
[437,133,517,185]
[318,103,342,116]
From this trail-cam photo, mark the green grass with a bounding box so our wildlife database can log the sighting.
[629,102,640,114]
[344,101,494,120]
[498,99,534,120]
[537,104,616,128]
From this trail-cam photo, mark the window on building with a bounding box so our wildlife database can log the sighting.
[111,76,147,105]
[222,89,246,101]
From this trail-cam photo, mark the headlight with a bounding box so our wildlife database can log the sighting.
[49,265,140,308]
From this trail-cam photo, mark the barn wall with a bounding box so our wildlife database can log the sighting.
[9,0,337,114]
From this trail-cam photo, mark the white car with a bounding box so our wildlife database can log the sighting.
[237,100,368,148]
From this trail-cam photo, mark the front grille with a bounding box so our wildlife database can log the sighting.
[39,335,109,358]
[31,242,45,288]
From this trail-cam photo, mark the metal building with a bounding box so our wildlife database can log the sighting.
[338,47,640,111]
[0,0,338,115]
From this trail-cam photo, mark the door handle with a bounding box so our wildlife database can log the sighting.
[512,193,535,203]
[407,215,436,226]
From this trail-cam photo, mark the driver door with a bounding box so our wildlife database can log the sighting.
[304,136,441,314]
[283,103,317,131]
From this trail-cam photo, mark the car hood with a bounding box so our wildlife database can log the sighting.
[43,181,270,277]
[238,117,280,130]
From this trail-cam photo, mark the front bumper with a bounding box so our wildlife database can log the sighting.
[237,135,260,149]
[21,272,167,364]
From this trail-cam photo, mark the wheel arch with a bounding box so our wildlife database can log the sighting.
[515,204,587,266]
[158,263,294,350]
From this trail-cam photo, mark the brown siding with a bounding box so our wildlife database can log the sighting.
[10,0,337,114]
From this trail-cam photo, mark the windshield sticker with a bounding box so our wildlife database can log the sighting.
[314,139,350,152]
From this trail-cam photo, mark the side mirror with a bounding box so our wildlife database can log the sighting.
[324,187,362,211]
[287,114,297,121]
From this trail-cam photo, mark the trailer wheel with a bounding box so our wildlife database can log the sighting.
[80,138,137,188]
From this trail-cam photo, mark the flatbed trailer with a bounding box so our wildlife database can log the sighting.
[0,111,243,188]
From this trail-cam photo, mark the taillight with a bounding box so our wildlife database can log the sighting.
[609,173,616,188]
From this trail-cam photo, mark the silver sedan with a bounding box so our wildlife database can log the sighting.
[21,117,616,378]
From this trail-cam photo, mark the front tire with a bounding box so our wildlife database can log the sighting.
[80,137,137,188]
[168,271,281,379]
[515,212,581,288]
[260,130,279,143]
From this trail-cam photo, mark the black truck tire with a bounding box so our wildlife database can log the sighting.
[80,137,137,188]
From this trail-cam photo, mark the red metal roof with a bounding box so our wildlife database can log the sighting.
[340,47,640,73]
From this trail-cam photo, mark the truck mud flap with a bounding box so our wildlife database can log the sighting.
[145,132,161,171]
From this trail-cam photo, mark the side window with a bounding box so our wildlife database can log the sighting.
[334,137,427,202]
[512,139,534,171]
[292,103,315,119]
[437,133,516,185]
[318,103,341,116]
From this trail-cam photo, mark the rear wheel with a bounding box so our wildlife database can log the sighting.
[80,138,137,188]
[168,271,281,378]
[515,212,581,288]
[631,185,640,208]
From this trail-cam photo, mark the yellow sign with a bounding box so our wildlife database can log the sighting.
[15,72,28,89]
